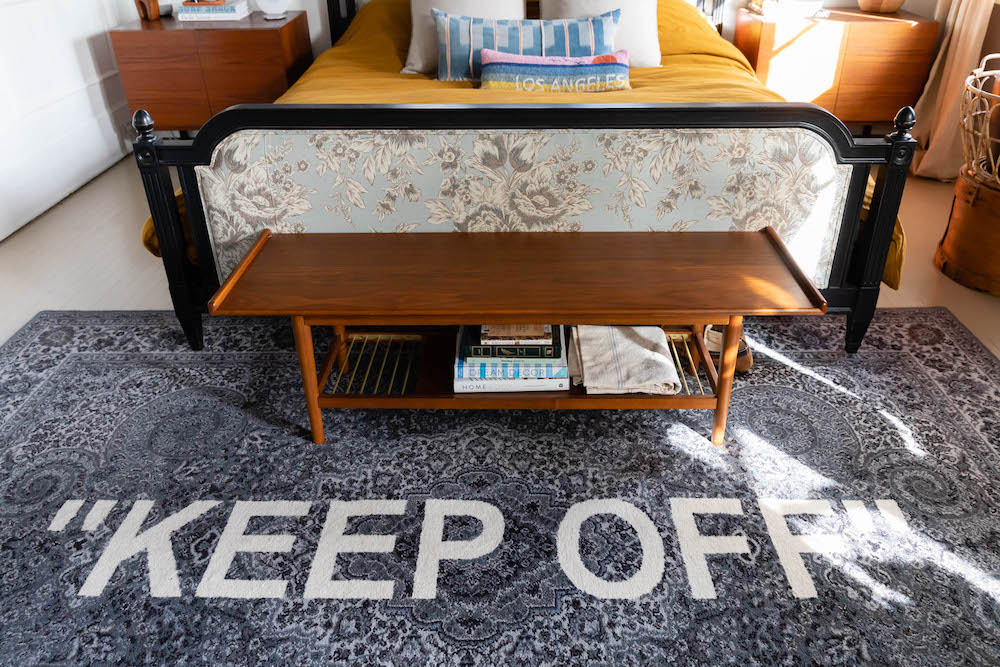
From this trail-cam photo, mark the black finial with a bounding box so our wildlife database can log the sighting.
[891,107,916,138]
[133,109,155,141]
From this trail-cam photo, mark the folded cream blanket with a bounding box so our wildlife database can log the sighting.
[568,326,682,395]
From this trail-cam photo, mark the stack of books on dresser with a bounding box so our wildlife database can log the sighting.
[454,325,569,393]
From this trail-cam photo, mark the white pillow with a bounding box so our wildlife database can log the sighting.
[402,0,526,75]
[540,0,661,68]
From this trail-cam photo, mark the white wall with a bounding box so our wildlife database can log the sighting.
[283,0,334,57]
[0,0,335,243]
[0,0,138,242]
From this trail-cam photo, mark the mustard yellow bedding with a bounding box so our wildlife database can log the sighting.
[277,0,783,105]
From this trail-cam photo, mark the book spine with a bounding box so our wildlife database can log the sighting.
[177,5,247,12]
[177,12,249,20]
[453,377,569,393]
[462,356,561,366]
[480,337,554,346]
[459,344,561,359]
[458,363,569,380]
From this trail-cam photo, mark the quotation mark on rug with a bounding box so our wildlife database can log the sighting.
[48,499,117,533]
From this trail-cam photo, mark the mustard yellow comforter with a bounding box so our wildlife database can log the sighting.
[277,0,782,105]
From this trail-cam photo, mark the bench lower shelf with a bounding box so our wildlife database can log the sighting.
[296,323,735,444]
[317,391,720,410]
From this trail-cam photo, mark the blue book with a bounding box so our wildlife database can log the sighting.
[177,1,248,13]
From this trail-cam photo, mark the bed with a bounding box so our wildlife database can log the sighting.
[135,0,915,353]
[279,0,778,105]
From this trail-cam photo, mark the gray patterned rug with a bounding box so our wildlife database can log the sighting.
[1,309,999,665]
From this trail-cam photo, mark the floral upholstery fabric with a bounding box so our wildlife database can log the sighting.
[195,128,852,287]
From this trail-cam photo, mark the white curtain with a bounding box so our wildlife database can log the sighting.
[911,0,995,179]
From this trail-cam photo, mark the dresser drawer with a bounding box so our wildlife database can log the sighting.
[203,65,290,113]
[111,30,210,130]
[733,8,939,125]
[195,29,285,66]
[836,22,937,123]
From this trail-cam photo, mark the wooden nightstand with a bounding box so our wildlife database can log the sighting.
[110,12,313,131]
[734,9,938,125]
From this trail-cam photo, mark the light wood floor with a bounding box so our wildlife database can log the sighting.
[2,157,998,358]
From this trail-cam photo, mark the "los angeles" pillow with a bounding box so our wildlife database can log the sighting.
[480,48,631,93]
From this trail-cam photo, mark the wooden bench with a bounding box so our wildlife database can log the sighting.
[209,228,827,446]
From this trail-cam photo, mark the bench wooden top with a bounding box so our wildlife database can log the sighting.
[209,228,827,324]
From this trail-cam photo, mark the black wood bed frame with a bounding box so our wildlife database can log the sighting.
[133,4,916,353]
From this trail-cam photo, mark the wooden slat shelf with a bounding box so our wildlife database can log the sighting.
[313,327,718,410]
[209,228,827,446]
[317,392,719,410]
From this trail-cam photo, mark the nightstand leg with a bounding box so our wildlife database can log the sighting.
[292,315,324,445]
[711,316,742,446]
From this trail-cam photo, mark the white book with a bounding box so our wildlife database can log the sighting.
[177,12,250,21]
[454,377,570,393]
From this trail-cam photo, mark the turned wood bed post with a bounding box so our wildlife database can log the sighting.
[132,109,205,350]
[845,107,917,353]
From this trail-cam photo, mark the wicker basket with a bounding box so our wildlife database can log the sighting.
[936,55,1000,296]
[959,54,1000,186]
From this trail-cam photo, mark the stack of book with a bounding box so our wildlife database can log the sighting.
[454,325,569,393]
[177,0,250,21]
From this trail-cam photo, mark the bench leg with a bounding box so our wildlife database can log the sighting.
[291,316,324,445]
[688,324,705,373]
[711,316,742,446]
[334,325,349,373]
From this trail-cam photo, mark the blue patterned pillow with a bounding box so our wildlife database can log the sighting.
[432,9,621,82]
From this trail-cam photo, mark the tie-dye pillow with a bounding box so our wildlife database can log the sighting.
[480,49,631,92]
[432,8,621,82]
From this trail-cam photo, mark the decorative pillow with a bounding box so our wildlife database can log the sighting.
[540,0,661,68]
[402,0,526,75]
[480,49,631,92]
[432,9,621,81]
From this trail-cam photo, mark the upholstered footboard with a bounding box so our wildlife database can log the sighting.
[133,103,915,351]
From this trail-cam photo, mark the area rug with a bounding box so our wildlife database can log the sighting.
[1,309,998,665]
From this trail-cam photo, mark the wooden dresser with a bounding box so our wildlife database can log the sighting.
[734,9,938,125]
[109,12,312,131]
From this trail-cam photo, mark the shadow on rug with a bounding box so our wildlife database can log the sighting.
[0,309,998,665]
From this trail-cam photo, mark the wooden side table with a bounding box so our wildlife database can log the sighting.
[109,12,312,131]
[734,9,938,126]
[208,229,827,446]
